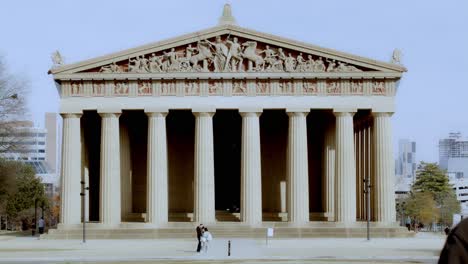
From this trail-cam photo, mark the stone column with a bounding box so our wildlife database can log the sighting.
[323,121,335,221]
[120,123,132,220]
[286,110,310,224]
[99,112,121,226]
[334,110,356,223]
[193,111,216,224]
[146,111,168,226]
[373,112,396,223]
[60,113,82,226]
[240,110,262,225]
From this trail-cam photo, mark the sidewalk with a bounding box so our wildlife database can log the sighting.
[0,232,445,263]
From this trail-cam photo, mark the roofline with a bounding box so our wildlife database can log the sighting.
[49,24,407,75]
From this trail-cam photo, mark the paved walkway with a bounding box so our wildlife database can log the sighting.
[0,232,445,263]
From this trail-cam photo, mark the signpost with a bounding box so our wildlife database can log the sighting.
[266,227,274,246]
[80,181,89,243]
[364,177,371,241]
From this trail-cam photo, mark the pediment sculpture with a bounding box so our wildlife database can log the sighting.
[90,35,368,74]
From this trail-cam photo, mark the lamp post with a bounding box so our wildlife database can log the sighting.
[80,181,89,243]
[364,176,371,241]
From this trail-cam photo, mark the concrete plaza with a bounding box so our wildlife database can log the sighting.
[0,231,444,263]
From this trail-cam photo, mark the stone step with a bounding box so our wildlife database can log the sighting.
[41,226,413,239]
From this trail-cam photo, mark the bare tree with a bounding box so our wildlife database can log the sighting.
[0,56,29,153]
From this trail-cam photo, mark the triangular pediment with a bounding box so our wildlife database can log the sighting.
[49,24,406,76]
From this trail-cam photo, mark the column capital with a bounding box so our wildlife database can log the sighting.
[372,112,394,118]
[98,107,122,114]
[145,107,168,114]
[287,111,308,117]
[239,107,263,113]
[286,108,310,114]
[146,112,168,118]
[333,108,357,115]
[333,111,355,117]
[193,112,215,118]
[60,113,82,119]
[99,112,121,118]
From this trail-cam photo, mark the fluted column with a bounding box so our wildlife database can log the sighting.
[100,112,121,226]
[323,121,335,221]
[373,112,396,223]
[240,111,262,225]
[334,111,356,223]
[193,111,215,224]
[146,111,168,226]
[60,113,82,225]
[120,123,132,220]
[287,111,309,224]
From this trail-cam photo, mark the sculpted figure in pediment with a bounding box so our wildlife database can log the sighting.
[326,59,337,72]
[242,41,264,72]
[306,55,315,71]
[189,41,212,72]
[296,53,307,72]
[314,57,326,72]
[225,37,243,72]
[259,45,278,71]
[164,48,182,72]
[206,36,228,72]
[129,56,142,73]
[100,62,123,73]
[284,53,296,72]
[149,53,164,73]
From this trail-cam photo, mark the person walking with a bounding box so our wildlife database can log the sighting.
[38,217,45,235]
[196,224,204,253]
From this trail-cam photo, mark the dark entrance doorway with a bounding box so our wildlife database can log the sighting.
[213,110,241,220]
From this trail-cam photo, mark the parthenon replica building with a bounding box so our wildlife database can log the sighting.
[47,5,407,238]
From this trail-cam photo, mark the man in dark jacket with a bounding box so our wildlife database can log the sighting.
[196,224,204,253]
[439,218,468,263]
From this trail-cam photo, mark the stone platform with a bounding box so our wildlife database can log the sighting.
[41,222,413,239]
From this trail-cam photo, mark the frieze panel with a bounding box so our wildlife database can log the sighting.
[161,80,177,96]
[232,80,247,95]
[279,80,294,95]
[92,81,105,96]
[350,80,364,95]
[303,80,317,95]
[372,81,385,95]
[326,80,341,95]
[138,81,152,96]
[114,81,129,96]
[208,80,223,95]
[185,81,200,96]
[70,81,83,96]
[82,35,371,74]
[60,79,394,97]
[256,80,271,95]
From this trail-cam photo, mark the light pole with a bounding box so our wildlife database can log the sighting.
[364,176,371,241]
[80,181,89,243]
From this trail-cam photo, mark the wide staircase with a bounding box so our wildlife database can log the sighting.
[42,221,413,239]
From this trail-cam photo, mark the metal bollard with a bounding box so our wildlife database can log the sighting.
[228,240,231,256]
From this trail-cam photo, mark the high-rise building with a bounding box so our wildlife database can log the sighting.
[0,114,60,197]
[45,112,59,174]
[395,139,417,193]
[439,132,468,179]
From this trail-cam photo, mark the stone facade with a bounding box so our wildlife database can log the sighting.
[49,5,406,235]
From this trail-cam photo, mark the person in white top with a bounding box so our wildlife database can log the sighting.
[201,227,213,253]
[38,217,45,234]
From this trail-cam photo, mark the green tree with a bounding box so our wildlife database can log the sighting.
[406,162,460,227]
[439,192,461,226]
[404,191,439,226]
[413,162,452,203]
[3,161,48,221]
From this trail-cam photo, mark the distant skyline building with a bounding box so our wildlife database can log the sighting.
[0,113,60,197]
[395,139,417,193]
[439,132,468,179]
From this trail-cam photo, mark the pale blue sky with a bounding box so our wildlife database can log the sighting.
[1,0,467,163]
